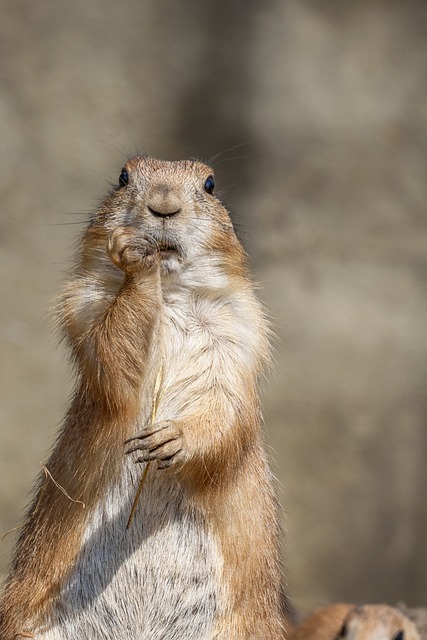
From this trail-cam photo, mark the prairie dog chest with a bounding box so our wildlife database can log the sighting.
[153,287,239,420]
[161,285,238,358]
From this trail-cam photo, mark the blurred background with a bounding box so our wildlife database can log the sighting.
[1,0,426,614]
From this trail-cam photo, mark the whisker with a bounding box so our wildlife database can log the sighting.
[211,155,249,167]
[208,143,252,165]
[229,220,256,230]
[96,136,131,159]
[215,186,236,199]
[61,211,90,216]
[43,222,87,227]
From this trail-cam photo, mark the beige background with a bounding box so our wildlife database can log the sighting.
[1,0,426,613]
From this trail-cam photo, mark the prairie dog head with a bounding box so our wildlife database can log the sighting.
[338,605,420,640]
[90,155,245,278]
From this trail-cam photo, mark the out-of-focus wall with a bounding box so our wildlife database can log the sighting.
[1,0,426,612]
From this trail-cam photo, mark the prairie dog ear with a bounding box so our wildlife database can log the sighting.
[337,606,356,639]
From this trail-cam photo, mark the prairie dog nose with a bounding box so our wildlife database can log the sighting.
[147,185,182,218]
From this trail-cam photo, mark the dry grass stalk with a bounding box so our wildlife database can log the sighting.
[1,526,20,541]
[41,464,86,509]
[126,362,164,530]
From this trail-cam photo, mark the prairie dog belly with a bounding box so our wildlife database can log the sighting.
[43,298,230,640]
[42,459,222,640]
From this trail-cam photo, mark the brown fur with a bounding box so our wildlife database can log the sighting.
[0,238,162,637]
[0,156,285,639]
[289,603,420,640]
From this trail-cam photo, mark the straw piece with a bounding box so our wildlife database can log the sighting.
[1,526,19,541]
[126,362,164,529]
[41,464,86,508]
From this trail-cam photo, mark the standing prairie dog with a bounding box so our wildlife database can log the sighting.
[0,156,285,639]
[289,603,420,640]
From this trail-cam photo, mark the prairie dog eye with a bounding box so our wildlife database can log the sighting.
[394,632,404,640]
[119,168,129,187]
[204,175,215,194]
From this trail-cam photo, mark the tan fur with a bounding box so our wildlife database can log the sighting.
[289,603,420,640]
[0,156,285,639]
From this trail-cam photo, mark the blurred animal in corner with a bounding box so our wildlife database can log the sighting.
[289,603,421,640]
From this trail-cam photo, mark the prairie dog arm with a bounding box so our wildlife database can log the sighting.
[58,227,162,415]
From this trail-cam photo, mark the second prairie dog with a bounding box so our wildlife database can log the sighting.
[289,603,420,640]
[0,156,285,639]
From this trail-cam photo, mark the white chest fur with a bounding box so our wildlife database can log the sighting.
[42,287,236,640]
[43,461,221,640]
[42,274,263,640]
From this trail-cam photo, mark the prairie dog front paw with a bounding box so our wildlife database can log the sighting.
[108,227,159,275]
[124,421,186,470]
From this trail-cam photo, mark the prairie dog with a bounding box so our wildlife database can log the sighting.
[289,603,420,640]
[0,156,285,639]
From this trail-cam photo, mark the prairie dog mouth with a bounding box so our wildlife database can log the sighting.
[155,234,183,254]
[158,242,178,253]
[156,240,184,265]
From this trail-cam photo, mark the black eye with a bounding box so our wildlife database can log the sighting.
[339,623,347,637]
[204,175,215,194]
[119,168,129,187]
[394,632,404,640]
